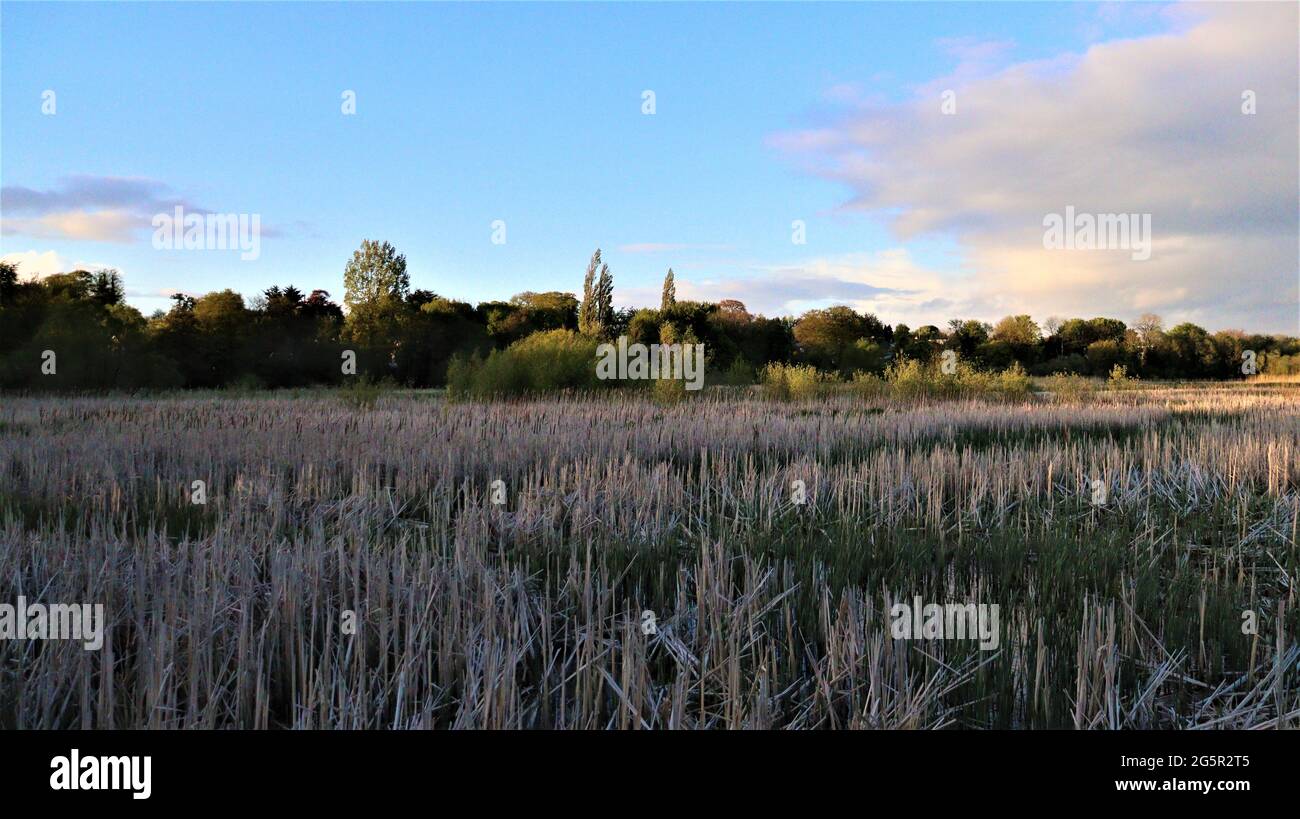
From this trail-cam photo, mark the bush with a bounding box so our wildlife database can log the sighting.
[991,362,1033,400]
[449,329,600,397]
[712,356,755,387]
[1042,372,1096,402]
[338,375,389,410]
[884,358,944,400]
[849,370,886,398]
[445,351,481,399]
[652,375,688,404]
[760,362,834,400]
[1107,363,1139,390]
[882,357,1031,402]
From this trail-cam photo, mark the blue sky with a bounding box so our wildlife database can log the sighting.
[2,2,1295,332]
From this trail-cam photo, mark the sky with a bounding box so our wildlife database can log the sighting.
[2,1,1297,333]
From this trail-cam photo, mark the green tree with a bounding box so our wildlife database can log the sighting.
[660,269,676,311]
[342,241,410,353]
[90,268,124,306]
[991,314,1041,348]
[1055,317,1126,355]
[577,249,603,336]
[343,239,409,310]
[1085,339,1127,375]
[192,290,250,386]
[794,306,891,371]
[481,291,580,347]
[593,262,614,338]
[1165,323,1216,378]
[0,261,17,306]
[944,319,991,358]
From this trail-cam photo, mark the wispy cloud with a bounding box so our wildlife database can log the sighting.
[2,175,190,215]
[1,175,300,244]
[2,176,196,242]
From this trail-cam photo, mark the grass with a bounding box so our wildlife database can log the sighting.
[0,382,1296,728]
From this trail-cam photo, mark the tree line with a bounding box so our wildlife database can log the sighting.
[1,241,1296,391]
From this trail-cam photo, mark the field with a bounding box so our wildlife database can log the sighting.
[1,383,1297,729]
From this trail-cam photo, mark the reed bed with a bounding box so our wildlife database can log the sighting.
[0,385,1296,728]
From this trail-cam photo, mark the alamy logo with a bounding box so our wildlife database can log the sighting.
[890,597,1000,650]
[152,206,261,260]
[1042,206,1151,261]
[596,336,705,391]
[50,749,151,800]
[0,596,104,650]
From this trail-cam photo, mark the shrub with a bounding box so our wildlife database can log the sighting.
[652,375,688,404]
[1042,372,1097,402]
[760,362,834,400]
[451,329,600,397]
[1107,363,1139,390]
[884,357,940,400]
[849,370,886,398]
[338,375,388,410]
[712,356,755,387]
[883,357,1031,402]
[446,351,481,399]
[991,362,1033,400]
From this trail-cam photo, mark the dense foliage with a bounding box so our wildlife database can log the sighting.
[2,245,1296,392]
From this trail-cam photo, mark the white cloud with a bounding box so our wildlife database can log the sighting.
[1,210,142,243]
[0,250,67,279]
[771,2,1299,333]
[0,249,116,279]
[633,249,971,326]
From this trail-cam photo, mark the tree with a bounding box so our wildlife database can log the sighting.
[1134,313,1164,346]
[250,285,343,386]
[0,261,17,304]
[511,291,578,332]
[169,292,196,312]
[342,240,409,352]
[840,338,886,375]
[263,285,305,318]
[900,325,943,363]
[944,319,991,358]
[794,306,891,371]
[991,315,1041,348]
[717,300,750,321]
[343,239,409,310]
[578,249,602,336]
[90,269,124,306]
[192,290,251,386]
[892,323,912,352]
[625,308,662,346]
[661,269,676,311]
[393,297,489,386]
[42,270,95,302]
[1055,317,1126,355]
[1085,339,1126,375]
[194,290,248,334]
[988,314,1042,368]
[1132,313,1164,369]
[594,262,614,338]
[1165,323,1216,378]
[578,250,613,338]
